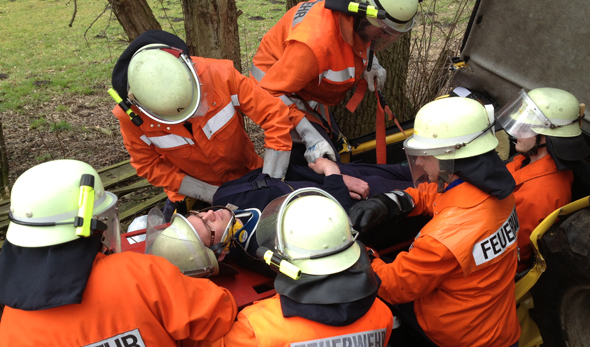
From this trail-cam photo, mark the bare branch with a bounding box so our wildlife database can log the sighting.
[157,0,178,37]
[83,2,111,47]
[68,0,78,27]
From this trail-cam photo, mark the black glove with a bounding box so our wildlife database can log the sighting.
[349,191,415,233]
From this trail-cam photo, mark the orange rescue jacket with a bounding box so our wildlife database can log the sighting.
[113,57,293,201]
[0,252,237,346]
[210,294,393,347]
[372,182,520,347]
[251,1,370,128]
[506,154,573,267]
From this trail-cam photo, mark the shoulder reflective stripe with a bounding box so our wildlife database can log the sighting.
[279,95,295,106]
[290,328,387,347]
[146,134,195,149]
[292,0,321,27]
[319,67,356,84]
[472,208,519,266]
[140,135,152,146]
[250,64,265,82]
[83,328,146,347]
[231,94,240,106]
[278,95,319,113]
[203,101,236,139]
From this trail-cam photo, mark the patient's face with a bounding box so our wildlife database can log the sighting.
[186,209,232,247]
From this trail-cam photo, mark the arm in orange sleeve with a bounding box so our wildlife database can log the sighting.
[371,236,458,305]
[114,106,187,201]
[257,41,319,126]
[197,311,258,347]
[141,255,238,343]
[231,69,293,151]
[405,184,441,217]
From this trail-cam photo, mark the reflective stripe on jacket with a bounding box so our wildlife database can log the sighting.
[113,57,293,201]
[0,252,237,346]
[506,154,573,267]
[372,182,520,347]
[251,1,370,127]
[217,294,393,347]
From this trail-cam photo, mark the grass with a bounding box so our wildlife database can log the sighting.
[0,0,475,114]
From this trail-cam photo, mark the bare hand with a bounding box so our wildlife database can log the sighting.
[308,157,341,176]
[342,174,369,200]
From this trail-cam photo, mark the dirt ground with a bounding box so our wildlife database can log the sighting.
[0,93,266,191]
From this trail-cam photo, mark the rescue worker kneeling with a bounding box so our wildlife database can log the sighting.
[349,98,520,347]
[200,188,395,347]
[0,160,237,346]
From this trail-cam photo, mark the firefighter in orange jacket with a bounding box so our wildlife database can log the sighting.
[251,0,419,164]
[0,160,237,346]
[200,188,395,347]
[350,98,520,347]
[111,30,293,220]
[496,88,590,271]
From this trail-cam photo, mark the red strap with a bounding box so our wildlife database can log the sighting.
[384,105,407,138]
[375,88,387,164]
[346,79,368,113]
[161,47,183,58]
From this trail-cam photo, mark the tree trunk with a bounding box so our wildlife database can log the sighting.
[0,122,9,199]
[108,0,161,41]
[286,0,307,11]
[332,34,412,139]
[182,0,242,73]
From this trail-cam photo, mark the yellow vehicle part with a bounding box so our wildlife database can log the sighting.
[516,196,590,347]
[340,129,414,164]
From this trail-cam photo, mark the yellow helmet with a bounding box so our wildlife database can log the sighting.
[257,188,360,276]
[145,208,219,277]
[127,44,202,124]
[8,160,119,251]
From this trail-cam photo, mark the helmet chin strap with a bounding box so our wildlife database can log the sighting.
[524,134,547,159]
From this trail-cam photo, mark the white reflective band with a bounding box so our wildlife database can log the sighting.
[546,117,579,125]
[146,134,195,149]
[250,64,265,82]
[472,208,519,266]
[278,95,319,113]
[319,67,355,84]
[140,135,152,146]
[10,193,106,224]
[291,0,320,27]
[291,328,387,347]
[202,101,236,139]
[231,94,240,106]
[83,328,146,347]
[412,129,483,147]
[279,95,295,106]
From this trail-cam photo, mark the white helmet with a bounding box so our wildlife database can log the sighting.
[404,98,497,189]
[366,0,419,34]
[145,208,219,277]
[496,88,584,138]
[127,44,203,124]
[8,160,119,251]
[257,188,360,276]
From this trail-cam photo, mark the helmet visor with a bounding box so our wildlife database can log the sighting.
[404,136,455,192]
[145,208,216,277]
[496,89,553,138]
[99,192,120,253]
[359,18,411,51]
[257,188,357,261]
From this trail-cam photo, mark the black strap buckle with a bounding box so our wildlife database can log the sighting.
[251,179,269,190]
